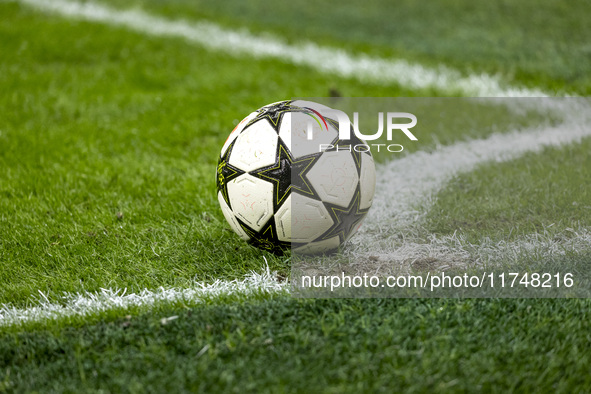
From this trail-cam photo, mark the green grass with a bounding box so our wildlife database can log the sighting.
[101,0,591,95]
[426,138,591,243]
[0,2,563,307]
[0,2,418,307]
[2,297,591,392]
[2,0,591,391]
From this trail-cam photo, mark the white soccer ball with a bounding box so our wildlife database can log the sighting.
[216,100,376,255]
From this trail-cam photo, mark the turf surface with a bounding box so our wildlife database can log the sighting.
[1,1,413,306]
[1,0,590,391]
[2,298,591,392]
[426,137,591,242]
[0,2,561,306]
[100,0,591,95]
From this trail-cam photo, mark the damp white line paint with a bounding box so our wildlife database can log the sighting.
[17,0,548,98]
[0,265,287,327]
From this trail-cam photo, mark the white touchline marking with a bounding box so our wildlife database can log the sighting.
[348,227,591,272]
[364,113,591,233]
[2,227,590,327]
[16,0,548,98]
[350,100,591,262]
[0,263,288,327]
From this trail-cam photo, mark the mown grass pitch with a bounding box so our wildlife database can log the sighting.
[1,0,591,391]
[0,1,411,306]
[3,298,591,392]
[99,0,591,95]
[427,138,591,243]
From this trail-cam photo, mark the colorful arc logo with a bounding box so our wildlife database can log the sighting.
[303,106,329,131]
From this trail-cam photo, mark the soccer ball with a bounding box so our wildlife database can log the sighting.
[216,100,376,255]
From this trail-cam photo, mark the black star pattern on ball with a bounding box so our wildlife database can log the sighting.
[319,188,369,244]
[326,133,371,176]
[250,139,322,211]
[216,139,245,209]
[245,100,294,133]
[237,217,292,256]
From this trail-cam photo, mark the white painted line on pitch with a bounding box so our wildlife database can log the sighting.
[0,264,287,327]
[359,113,591,241]
[350,227,591,271]
[2,227,590,326]
[17,0,548,97]
[2,227,590,327]
[347,99,591,264]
